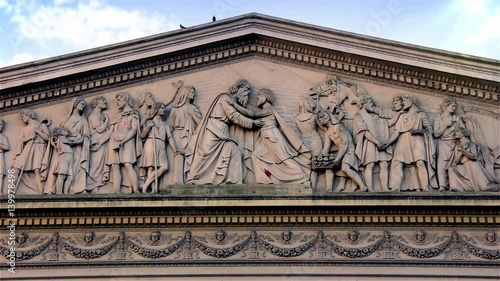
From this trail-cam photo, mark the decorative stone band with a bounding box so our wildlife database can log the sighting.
[1,37,498,113]
[1,230,499,266]
[462,105,500,120]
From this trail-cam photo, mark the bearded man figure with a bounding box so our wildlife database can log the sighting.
[185,80,264,185]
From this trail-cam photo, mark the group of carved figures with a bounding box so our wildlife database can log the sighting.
[0,77,498,194]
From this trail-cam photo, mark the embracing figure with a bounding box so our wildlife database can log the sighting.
[185,80,264,185]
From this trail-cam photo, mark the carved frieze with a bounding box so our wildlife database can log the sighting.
[1,229,499,266]
[0,74,499,194]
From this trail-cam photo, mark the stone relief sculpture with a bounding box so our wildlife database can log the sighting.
[0,119,10,194]
[12,109,50,194]
[448,128,500,192]
[138,92,156,128]
[1,75,498,195]
[433,98,465,191]
[383,95,436,191]
[185,79,264,185]
[88,96,111,192]
[168,84,202,184]
[139,102,179,193]
[295,97,323,189]
[49,127,74,193]
[317,111,367,192]
[232,88,310,186]
[43,97,90,194]
[106,92,142,193]
[353,95,392,192]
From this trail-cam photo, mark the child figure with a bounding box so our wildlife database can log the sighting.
[139,102,180,193]
[51,127,73,194]
[317,111,368,192]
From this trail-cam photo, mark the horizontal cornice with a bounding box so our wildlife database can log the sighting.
[0,35,498,115]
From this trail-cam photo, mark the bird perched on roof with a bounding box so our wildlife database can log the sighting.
[180,24,186,29]
[212,15,216,22]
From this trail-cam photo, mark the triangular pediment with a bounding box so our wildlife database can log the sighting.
[0,13,499,280]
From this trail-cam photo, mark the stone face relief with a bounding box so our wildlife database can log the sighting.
[106,92,142,193]
[168,83,202,184]
[2,76,499,194]
[88,96,111,192]
[185,79,263,185]
[139,102,178,193]
[12,109,50,194]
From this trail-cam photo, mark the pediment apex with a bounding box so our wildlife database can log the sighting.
[1,13,499,90]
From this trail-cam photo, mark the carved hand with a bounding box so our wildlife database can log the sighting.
[253,119,265,128]
[378,143,389,151]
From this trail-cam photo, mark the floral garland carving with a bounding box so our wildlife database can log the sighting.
[2,230,500,262]
[257,234,317,258]
[323,234,384,258]
[60,237,118,259]
[0,237,53,261]
[193,236,250,258]
[126,235,186,259]
[462,240,500,260]
[392,236,452,258]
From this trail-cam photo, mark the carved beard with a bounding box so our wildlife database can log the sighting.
[237,94,248,107]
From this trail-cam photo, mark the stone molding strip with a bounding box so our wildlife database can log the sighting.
[1,37,499,114]
[1,229,499,268]
[1,214,497,229]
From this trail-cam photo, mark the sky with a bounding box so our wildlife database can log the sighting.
[0,0,499,68]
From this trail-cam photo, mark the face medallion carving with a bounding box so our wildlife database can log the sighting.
[150,231,162,243]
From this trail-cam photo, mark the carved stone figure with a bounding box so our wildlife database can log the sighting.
[353,95,392,191]
[384,94,435,191]
[433,98,465,190]
[12,109,50,194]
[44,98,90,194]
[295,97,322,189]
[139,102,179,193]
[448,128,500,192]
[168,86,202,183]
[233,88,310,186]
[317,111,367,192]
[185,80,264,185]
[49,127,74,194]
[106,92,142,193]
[320,76,349,121]
[0,119,10,194]
[88,96,111,191]
[138,92,156,127]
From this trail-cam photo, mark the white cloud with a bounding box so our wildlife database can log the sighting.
[446,0,500,58]
[0,52,43,67]
[10,0,177,49]
[0,0,177,67]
